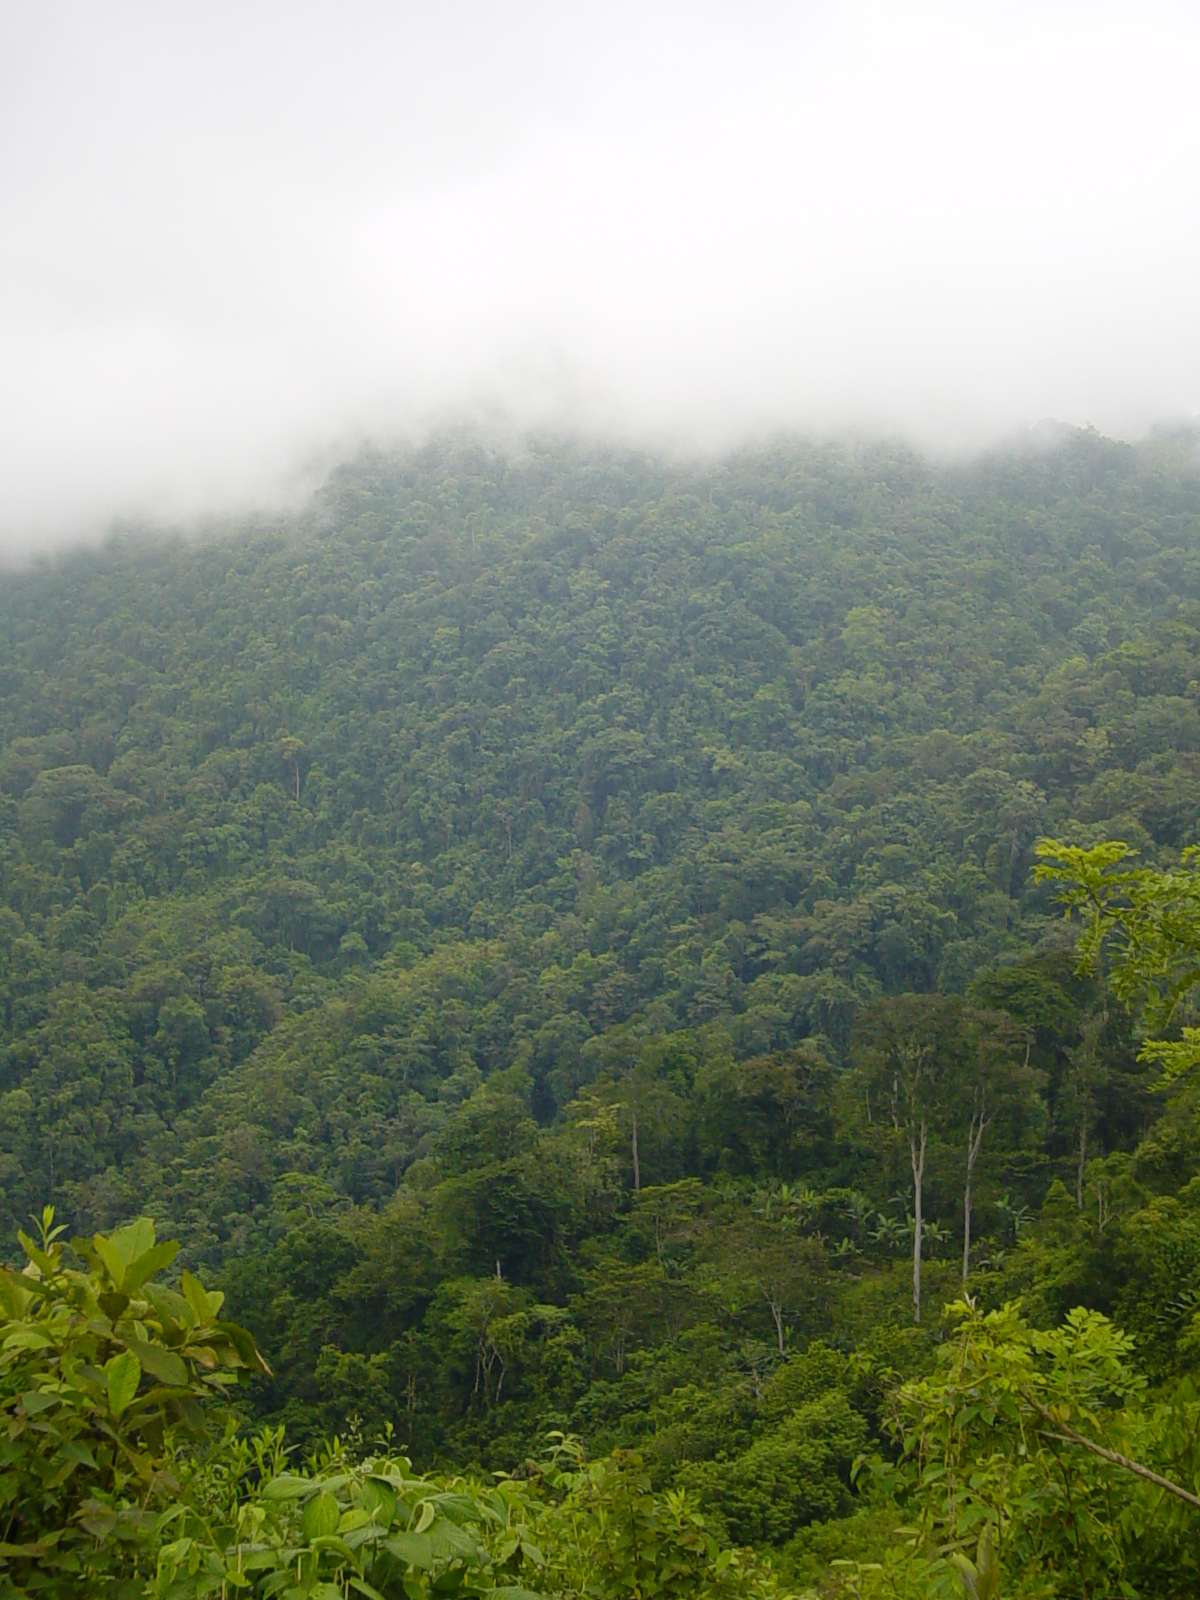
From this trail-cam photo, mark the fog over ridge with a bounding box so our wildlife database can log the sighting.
[1,2,1198,552]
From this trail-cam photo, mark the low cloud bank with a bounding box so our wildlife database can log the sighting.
[1,3,1198,551]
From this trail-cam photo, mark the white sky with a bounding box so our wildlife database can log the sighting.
[1,2,1198,548]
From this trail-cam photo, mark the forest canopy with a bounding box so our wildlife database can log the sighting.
[4,430,1200,1595]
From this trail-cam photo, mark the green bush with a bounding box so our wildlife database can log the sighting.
[0,1207,266,1595]
[679,1393,866,1546]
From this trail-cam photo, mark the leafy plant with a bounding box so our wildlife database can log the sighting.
[151,1432,546,1600]
[531,1436,785,1600]
[855,1299,1200,1598]
[1035,840,1200,1081]
[0,1206,268,1595]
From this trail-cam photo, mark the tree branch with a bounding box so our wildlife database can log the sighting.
[1026,1397,1200,1510]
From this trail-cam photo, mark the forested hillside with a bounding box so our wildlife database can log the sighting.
[4,430,1200,1594]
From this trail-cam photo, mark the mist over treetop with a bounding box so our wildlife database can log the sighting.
[3,3,1199,547]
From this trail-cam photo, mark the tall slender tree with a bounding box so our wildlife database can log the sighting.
[956,1009,1028,1285]
[855,995,960,1324]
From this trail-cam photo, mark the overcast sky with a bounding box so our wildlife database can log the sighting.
[1,2,1198,549]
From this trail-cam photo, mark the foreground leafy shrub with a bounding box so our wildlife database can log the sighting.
[840,1300,1200,1599]
[151,1429,546,1600]
[153,1431,788,1600]
[0,1207,267,1595]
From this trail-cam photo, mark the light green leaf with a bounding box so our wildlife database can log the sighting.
[302,1491,341,1541]
[428,1520,479,1562]
[414,1499,435,1534]
[384,1531,433,1569]
[122,1239,179,1293]
[92,1233,128,1289]
[181,1269,217,1325]
[105,1349,141,1416]
[3,1326,55,1351]
[107,1217,156,1265]
[16,1231,56,1277]
[260,1473,311,1500]
[361,1478,397,1527]
[119,1335,187,1387]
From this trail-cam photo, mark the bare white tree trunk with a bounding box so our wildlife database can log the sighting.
[769,1296,785,1354]
[963,1095,990,1286]
[1076,1118,1087,1209]
[911,1119,927,1324]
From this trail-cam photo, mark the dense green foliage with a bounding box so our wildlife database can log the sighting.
[4,430,1200,1593]
[0,1209,266,1594]
[1,1215,784,1599]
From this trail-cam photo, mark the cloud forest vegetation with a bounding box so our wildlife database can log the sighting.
[4,431,1200,1595]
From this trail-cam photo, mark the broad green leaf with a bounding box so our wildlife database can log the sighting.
[16,1230,56,1277]
[3,1326,55,1351]
[435,1491,487,1522]
[428,1520,479,1561]
[105,1348,141,1416]
[260,1473,311,1500]
[302,1491,341,1541]
[119,1335,187,1387]
[142,1291,186,1348]
[107,1217,156,1265]
[92,1232,128,1289]
[242,1549,281,1571]
[362,1477,397,1527]
[384,1530,433,1568]
[122,1239,179,1293]
[181,1269,215,1325]
[19,1389,57,1414]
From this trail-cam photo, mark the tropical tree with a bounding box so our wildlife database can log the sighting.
[727,1216,824,1356]
[532,1436,784,1600]
[854,996,960,1323]
[955,1009,1029,1285]
[1034,838,1200,1080]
